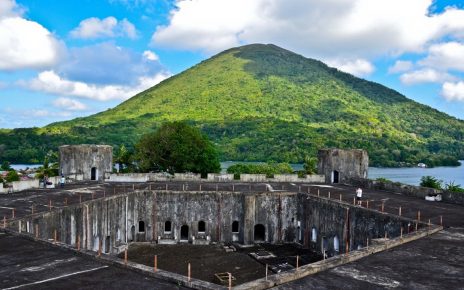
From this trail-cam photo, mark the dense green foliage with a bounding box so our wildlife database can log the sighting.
[444,181,464,193]
[226,162,293,178]
[135,122,220,175]
[303,156,318,174]
[1,44,464,166]
[420,176,443,189]
[35,157,59,179]
[5,170,19,182]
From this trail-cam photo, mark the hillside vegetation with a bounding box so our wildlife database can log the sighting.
[1,44,463,166]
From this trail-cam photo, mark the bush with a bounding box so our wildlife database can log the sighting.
[5,170,19,182]
[420,176,442,190]
[445,181,464,193]
[376,177,391,183]
[227,162,293,178]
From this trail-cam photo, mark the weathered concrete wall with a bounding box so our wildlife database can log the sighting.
[174,173,201,181]
[318,149,369,184]
[207,173,234,182]
[59,145,113,181]
[240,174,267,182]
[273,174,299,182]
[11,179,40,191]
[108,173,149,182]
[350,178,464,206]
[302,175,325,183]
[271,174,325,183]
[298,195,411,256]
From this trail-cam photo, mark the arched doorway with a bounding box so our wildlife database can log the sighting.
[254,224,265,242]
[130,225,135,242]
[105,236,110,253]
[139,221,145,232]
[180,225,189,241]
[332,170,339,183]
[333,235,340,253]
[198,221,205,233]
[91,167,97,180]
[164,221,172,233]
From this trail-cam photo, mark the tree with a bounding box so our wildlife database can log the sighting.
[1,161,12,171]
[135,122,220,175]
[35,156,59,179]
[114,145,133,173]
[420,176,442,190]
[6,170,19,182]
[303,156,318,175]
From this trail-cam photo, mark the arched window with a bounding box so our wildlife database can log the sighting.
[311,227,317,242]
[165,221,172,233]
[138,221,145,232]
[198,220,206,233]
[254,224,265,241]
[232,221,239,233]
[333,235,340,252]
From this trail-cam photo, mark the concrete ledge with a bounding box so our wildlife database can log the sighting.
[234,225,442,290]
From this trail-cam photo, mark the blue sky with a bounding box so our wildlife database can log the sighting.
[1,0,464,128]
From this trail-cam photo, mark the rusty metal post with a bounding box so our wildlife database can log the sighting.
[3,216,5,228]
[97,239,102,258]
[232,184,235,192]
[32,205,34,215]
[80,194,82,204]
[296,255,299,270]
[228,272,232,290]
[92,192,95,200]
[188,262,191,282]
[154,255,158,272]
[133,184,135,191]
[183,184,185,191]
[54,229,57,243]
[366,237,369,249]
[317,189,320,196]
[64,198,68,206]
[124,249,128,265]
[417,210,421,222]
[400,227,403,240]
[339,194,342,201]
[35,224,39,239]
[165,183,168,191]
[49,200,52,211]
[77,235,81,251]
[12,208,15,219]
[307,186,310,194]
[399,206,402,216]
[366,200,369,208]
[199,184,202,191]
[299,185,301,192]
[353,197,356,205]
[440,215,443,226]
[265,264,268,280]
[328,191,331,199]
[415,222,418,231]
[381,202,384,213]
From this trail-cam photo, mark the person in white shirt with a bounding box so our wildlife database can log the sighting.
[356,188,363,205]
[60,175,65,187]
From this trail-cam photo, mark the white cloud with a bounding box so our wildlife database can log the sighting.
[143,50,159,61]
[400,68,455,85]
[420,42,464,72]
[0,0,62,70]
[326,58,374,77]
[22,70,171,101]
[57,42,164,86]
[152,0,464,59]
[70,16,137,39]
[52,97,87,111]
[388,60,413,74]
[442,81,464,101]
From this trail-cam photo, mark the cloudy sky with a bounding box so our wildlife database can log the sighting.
[1,0,464,128]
